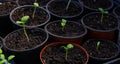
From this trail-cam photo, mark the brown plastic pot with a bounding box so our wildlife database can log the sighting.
[40,42,89,64]
[45,20,87,44]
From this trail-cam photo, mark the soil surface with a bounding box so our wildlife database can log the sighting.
[47,0,82,17]
[18,0,50,7]
[82,13,118,30]
[11,6,49,26]
[83,39,118,58]
[46,20,85,37]
[0,1,17,15]
[114,7,120,16]
[5,28,47,51]
[81,0,112,10]
[42,44,87,64]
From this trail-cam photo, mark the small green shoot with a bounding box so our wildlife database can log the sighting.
[96,41,101,50]
[16,16,30,42]
[61,19,67,31]
[61,44,74,60]
[98,8,108,23]
[32,2,39,18]
[0,48,15,64]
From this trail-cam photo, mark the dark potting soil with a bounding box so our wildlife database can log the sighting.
[48,0,82,17]
[83,39,118,59]
[0,1,17,15]
[42,44,87,64]
[18,0,50,7]
[46,21,85,37]
[114,7,120,16]
[83,13,118,30]
[12,7,49,26]
[5,28,47,50]
[81,0,112,10]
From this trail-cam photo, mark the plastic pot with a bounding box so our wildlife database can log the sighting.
[81,12,118,42]
[80,0,113,11]
[3,28,49,64]
[113,6,120,19]
[83,39,120,64]
[0,1,18,37]
[45,20,87,44]
[40,42,89,64]
[46,0,83,20]
[10,5,51,29]
[103,58,120,64]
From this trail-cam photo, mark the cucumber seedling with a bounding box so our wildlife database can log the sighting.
[16,15,30,42]
[61,19,67,31]
[99,8,108,23]
[96,41,101,50]
[0,48,15,64]
[32,2,39,18]
[61,44,74,60]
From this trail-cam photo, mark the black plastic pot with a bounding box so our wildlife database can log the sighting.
[3,28,49,64]
[80,0,113,11]
[46,0,83,20]
[113,0,120,6]
[83,39,120,64]
[81,12,118,42]
[0,1,18,37]
[10,5,51,29]
[113,6,120,19]
[45,20,87,44]
[103,58,120,64]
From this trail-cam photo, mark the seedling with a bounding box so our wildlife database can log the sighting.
[16,16,30,42]
[32,2,39,18]
[61,44,74,60]
[99,8,108,23]
[96,41,101,50]
[61,19,67,31]
[0,48,15,64]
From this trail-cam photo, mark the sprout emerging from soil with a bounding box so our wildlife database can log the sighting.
[61,44,74,60]
[99,8,108,23]
[61,19,67,31]
[16,16,30,42]
[96,41,101,50]
[0,48,15,64]
[32,2,39,18]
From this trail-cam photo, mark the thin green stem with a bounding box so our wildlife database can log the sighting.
[66,0,71,10]
[65,49,68,60]
[32,7,37,18]
[101,13,103,23]
[23,25,29,42]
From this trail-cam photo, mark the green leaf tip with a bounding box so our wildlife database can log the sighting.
[34,2,39,8]
[8,55,15,61]
[67,44,74,49]
[98,8,108,14]
[21,16,30,23]
[61,19,67,27]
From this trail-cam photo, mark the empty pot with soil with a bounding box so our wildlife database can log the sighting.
[45,19,87,44]
[46,0,83,20]
[10,5,50,28]
[79,0,113,11]
[0,1,18,37]
[83,39,120,64]
[3,28,49,64]
[40,42,89,64]
[81,12,118,42]
[17,0,51,7]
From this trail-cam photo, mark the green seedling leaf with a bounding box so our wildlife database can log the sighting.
[16,21,24,24]
[0,48,3,54]
[34,2,39,8]
[96,41,101,50]
[0,54,5,59]
[21,16,30,23]
[67,44,74,49]
[0,59,7,64]
[8,55,15,61]
[99,8,108,14]
[61,19,67,31]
